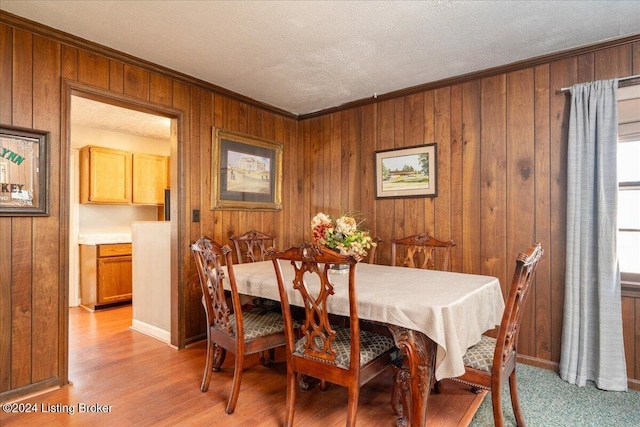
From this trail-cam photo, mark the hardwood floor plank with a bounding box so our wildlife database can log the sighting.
[0,306,485,426]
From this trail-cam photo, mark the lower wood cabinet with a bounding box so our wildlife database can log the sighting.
[80,243,132,310]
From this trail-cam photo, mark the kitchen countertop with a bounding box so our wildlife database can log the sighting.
[78,233,132,245]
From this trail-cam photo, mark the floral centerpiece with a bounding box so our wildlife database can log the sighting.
[311,212,376,258]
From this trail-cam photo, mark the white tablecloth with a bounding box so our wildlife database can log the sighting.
[225,261,504,380]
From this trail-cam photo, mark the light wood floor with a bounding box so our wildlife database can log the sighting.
[1,306,486,427]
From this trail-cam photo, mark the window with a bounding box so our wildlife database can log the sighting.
[618,139,640,284]
[617,85,640,285]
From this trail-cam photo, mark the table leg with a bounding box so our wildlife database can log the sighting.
[388,326,438,427]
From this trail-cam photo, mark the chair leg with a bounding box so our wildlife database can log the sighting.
[259,348,276,365]
[284,372,298,427]
[491,384,505,427]
[225,352,244,414]
[200,339,215,392]
[212,344,226,371]
[509,370,526,427]
[298,374,317,390]
[346,385,360,427]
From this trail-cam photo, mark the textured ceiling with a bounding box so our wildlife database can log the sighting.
[2,0,640,117]
[70,97,172,141]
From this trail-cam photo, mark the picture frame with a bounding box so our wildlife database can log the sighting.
[375,143,437,199]
[211,127,283,211]
[0,125,49,216]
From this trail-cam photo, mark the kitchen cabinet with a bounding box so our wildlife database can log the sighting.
[80,146,132,203]
[80,146,168,205]
[132,153,168,205]
[80,243,132,310]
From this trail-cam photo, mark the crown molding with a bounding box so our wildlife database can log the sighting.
[2,10,639,122]
[299,33,640,120]
[0,10,297,120]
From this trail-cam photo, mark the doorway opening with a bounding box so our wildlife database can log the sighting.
[63,84,182,385]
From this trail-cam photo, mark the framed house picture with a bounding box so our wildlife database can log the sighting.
[0,125,49,216]
[211,127,283,211]
[375,143,437,199]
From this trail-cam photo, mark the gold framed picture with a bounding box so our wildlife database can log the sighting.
[211,127,283,211]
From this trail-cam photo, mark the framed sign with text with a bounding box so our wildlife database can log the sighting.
[0,125,49,216]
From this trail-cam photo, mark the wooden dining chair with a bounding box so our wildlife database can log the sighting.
[447,243,543,427]
[191,236,288,414]
[367,236,382,264]
[269,243,398,427]
[390,233,456,270]
[230,229,275,264]
[230,230,282,337]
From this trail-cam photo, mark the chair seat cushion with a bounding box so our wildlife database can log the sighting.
[462,334,496,372]
[229,306,287,340]
[294,327,395,368]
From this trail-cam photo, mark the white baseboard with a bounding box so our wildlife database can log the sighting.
[130,319,170,343]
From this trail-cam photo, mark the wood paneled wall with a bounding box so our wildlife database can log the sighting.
[0,14,298,401]
[298,42,640,388]
[182,95,299,344]
[0,11,638,401]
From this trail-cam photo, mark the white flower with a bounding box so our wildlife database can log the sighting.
[311,211,375,258]
[335,216,357,235]
[311,212,332,228]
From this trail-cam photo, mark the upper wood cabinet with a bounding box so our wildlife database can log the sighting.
[132,153,168,205]
[80,146,132,204]
[80,146,168,205]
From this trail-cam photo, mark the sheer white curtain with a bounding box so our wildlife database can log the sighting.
[560,79,627,391]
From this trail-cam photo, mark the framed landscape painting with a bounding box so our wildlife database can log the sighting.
[211,127,283,210]
[375,143,437,199]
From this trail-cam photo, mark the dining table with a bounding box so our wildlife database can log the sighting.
[224,260,505,427]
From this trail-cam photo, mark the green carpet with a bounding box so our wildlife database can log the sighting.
[469,364,640,427]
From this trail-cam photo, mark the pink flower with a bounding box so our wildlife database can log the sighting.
[310,212,376,257]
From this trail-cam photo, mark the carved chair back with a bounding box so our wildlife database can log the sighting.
[271,243,361,370]
[367,236,382,264]
[268,242,397,426]
[230,230,275,264]
[451,243,543,427]
[494,243,543,379]
[191,236,236,336]
[191,235,287,414]
[390,233,456,270]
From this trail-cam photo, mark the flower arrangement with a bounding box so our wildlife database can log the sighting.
[311,212,376,258]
